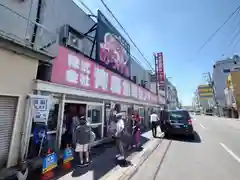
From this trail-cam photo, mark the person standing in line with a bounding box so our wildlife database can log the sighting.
[72,105,87,145]
[62,105,79,149]
[75,116,92,166]
[125,113,134,151]
[150,111,159,138]
[114,113,127,164]
[132,113,141,149]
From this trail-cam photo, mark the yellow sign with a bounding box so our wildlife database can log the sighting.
[199,93,213,96]
[198,84,213,98]
[198,88,213,93]
[198,84,209,87]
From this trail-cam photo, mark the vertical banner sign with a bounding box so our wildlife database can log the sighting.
[30,95,51,124]
[96,10,131,79]
[156,52,165,86]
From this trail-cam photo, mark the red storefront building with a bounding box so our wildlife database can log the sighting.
[22,46,160,160]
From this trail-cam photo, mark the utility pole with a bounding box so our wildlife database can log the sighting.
[204,72,220,116]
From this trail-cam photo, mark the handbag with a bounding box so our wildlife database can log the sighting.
[108,121,117,136]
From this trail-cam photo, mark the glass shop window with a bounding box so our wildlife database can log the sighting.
[87,105,102,124]
[27,97,60,158]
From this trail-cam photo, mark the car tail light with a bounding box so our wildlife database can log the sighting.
[188,119,192,125]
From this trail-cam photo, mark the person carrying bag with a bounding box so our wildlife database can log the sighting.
[113,113,126,162]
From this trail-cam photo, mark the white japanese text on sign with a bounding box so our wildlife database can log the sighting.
[110,75,121,95]
[94,66,108,91]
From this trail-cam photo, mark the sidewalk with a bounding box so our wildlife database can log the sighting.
[57,130,163,180]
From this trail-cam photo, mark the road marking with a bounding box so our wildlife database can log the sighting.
[200,123,205,129]
[220,142,240,164]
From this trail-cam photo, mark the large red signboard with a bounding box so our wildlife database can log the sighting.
[155,52,165,86]
[51,46,158,104]
[96,10,130,79]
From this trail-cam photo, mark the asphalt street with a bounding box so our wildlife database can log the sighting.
[129,115,240,180]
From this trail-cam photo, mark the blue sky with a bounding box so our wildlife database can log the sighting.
[74,0,240,106]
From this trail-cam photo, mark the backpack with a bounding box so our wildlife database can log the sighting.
[75,125,91,144]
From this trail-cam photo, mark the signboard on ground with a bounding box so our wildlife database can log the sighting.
[42,152,57,173]
[63,147,74,164]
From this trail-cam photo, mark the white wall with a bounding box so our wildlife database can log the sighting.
[213,58,240,107]
[0,47,38,167]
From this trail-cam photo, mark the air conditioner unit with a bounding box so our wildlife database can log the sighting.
[66,32,83,52]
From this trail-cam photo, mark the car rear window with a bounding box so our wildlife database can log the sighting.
[168,111,190,121]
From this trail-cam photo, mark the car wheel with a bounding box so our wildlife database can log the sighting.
[164,132,170,138]
[189,134,195,140]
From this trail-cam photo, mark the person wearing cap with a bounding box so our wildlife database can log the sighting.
[114,112,126,163]
[74,116,92,166]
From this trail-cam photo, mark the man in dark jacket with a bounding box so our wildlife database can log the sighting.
[75,116,91,166]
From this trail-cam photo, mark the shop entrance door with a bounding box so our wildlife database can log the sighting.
[87,104,104,140]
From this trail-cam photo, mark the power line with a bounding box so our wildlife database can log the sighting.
[226,8,240,53]
[196,4,240,54]
[100,0,154,71]
[232,36,240,50]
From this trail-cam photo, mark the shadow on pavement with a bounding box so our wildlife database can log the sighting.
[164,131,201,143]
[58,132,151,180]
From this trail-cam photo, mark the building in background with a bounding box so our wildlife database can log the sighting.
[165,78,180,110]
[212,54,240,115]
[192,91,201,111]
[131,57,151,90]
[150,74,166,108]
[150,74,180,110]
[0,0,161,171]
[224,71,240,118]
[197,84,215,115]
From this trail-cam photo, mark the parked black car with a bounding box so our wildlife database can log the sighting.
[164,110,194,138]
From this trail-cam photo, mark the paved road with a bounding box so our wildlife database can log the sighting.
[129,115,240,180]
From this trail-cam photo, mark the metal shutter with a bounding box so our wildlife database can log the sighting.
[0,96,18,168]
